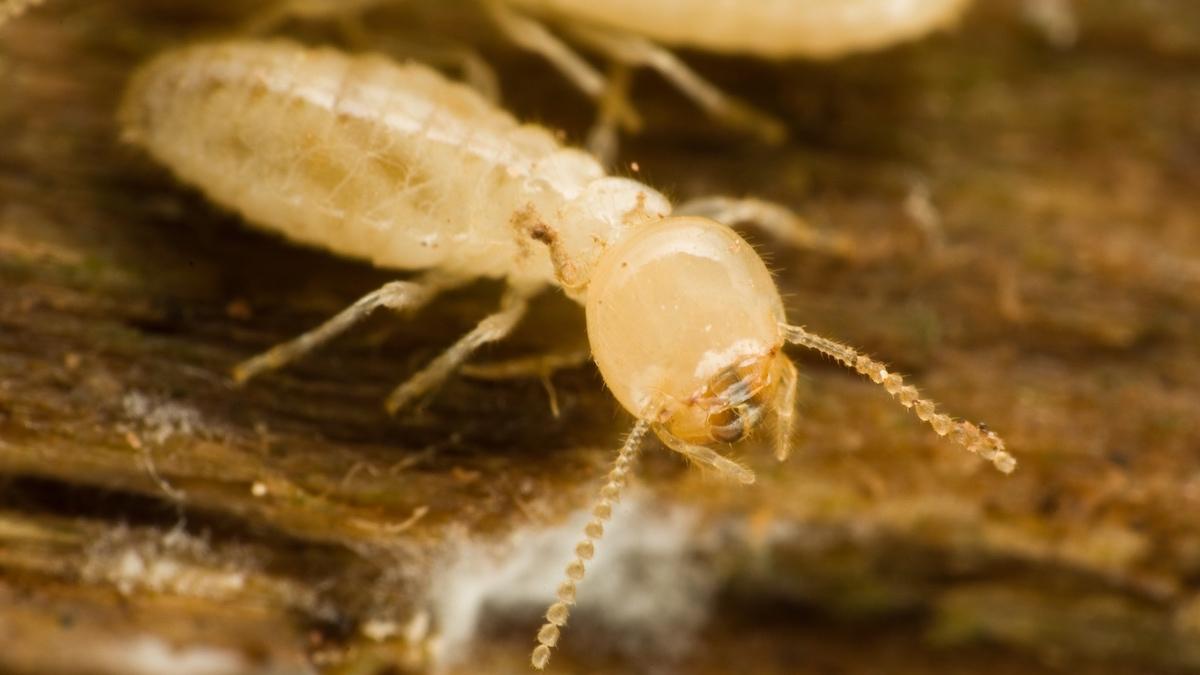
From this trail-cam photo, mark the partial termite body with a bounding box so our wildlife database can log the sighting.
[484,0,974,148]
[503,0,974,59]
[119,40,1013,670]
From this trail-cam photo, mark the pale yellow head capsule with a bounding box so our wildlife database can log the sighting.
[586,216,786,455]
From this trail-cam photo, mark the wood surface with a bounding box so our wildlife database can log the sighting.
[1,1,1198,673]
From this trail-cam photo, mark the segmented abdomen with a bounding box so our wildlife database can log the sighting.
[120,40,601,283]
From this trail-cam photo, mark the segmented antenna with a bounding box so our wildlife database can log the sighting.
[531,418,650,670]
[781,324,1016,474]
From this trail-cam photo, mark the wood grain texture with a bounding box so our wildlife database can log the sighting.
[1,1,1199,673]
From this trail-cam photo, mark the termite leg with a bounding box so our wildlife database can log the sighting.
[240,0,392,46]
[243,0,501,102]
[232,271,461,385]
[675,196,856,258]
[461,346,590,380]
[483,0,642,131]
[532,417,650,670]
[453,46,502,103]
[586,63,636,168]
[772,356,799,462]
[401,41,502,103]
[461,346,591,418]
[655,425,756,484]
[564,24,787,144]
[238,3,293,35]
[384,285,534,414]
[780,323,1017,474]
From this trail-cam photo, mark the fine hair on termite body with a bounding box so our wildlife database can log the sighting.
[118,39,1016,670]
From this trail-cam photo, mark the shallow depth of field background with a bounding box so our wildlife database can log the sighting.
[1,1,1199,673]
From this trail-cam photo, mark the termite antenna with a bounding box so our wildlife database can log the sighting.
[780,323,1016,474]
[531,417,651,670]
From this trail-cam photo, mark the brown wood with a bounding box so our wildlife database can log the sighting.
[1,1,1198,672]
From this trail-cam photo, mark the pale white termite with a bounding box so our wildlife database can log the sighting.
[118,39,1015,670]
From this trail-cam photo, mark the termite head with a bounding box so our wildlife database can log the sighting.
[540,211,1020,673]
[586,216,789,454]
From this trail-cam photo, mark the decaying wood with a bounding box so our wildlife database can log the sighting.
[1,1,1199,673]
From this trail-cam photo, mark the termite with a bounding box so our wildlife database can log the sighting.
[118,39,1015,670]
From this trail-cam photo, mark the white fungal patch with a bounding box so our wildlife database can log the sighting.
[94,636,248,675]
[122,391,204,445]
[121,391,211,500]
[121,39,1015,668]
[428,493,715,666]
[82,526,250,599]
